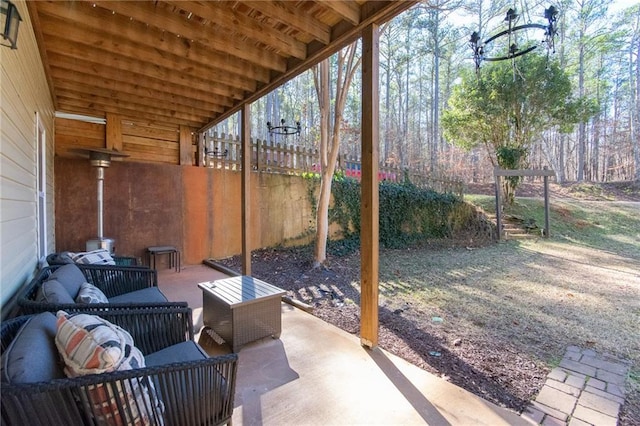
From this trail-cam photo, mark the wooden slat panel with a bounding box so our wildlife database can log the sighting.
[166,1,307,59]
[44,41,247,100]
[35,0,271,85]
[54,83,218,123]
[39,19,257,93]
[89,1,287,72]
[122,135,178,150]
[239,1,331,45]
[316,0,361,25]
[53,78,226,116]
[49,63,231,109]
[122,124,180,141]
[56,118,105,139]
[56,96,206,128]
[122,144,179,165]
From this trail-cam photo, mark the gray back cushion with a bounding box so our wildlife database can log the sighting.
[36,279,76,304]
[1,312,65,383]
[47,264,86,299]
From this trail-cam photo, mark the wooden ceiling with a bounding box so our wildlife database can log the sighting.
[27,1,417,131]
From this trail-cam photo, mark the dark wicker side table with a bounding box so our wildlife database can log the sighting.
[198,275,285,352]
[147,245,180,272]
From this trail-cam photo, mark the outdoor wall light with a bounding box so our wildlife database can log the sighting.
[1,0,21,50]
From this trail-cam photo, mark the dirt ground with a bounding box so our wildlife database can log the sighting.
[218,181,640,423]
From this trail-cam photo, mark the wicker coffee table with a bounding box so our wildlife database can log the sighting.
[198,275,286,352]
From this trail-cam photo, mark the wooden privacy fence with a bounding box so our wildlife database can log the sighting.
[201,132,464,197]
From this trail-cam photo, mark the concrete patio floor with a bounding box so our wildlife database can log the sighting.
[158,264,532,425]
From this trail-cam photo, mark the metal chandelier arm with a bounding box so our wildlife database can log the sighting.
[470,5,558,71]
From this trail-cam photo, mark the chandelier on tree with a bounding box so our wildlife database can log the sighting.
[470,5,558,72]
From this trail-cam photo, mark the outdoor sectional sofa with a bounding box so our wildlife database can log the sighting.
[1,307,238,425]
[17,263,185,315]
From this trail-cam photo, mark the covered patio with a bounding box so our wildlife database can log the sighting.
[2,1,532,424]
[158,264,530,425]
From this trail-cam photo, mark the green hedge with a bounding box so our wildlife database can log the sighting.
[330,178,466,249]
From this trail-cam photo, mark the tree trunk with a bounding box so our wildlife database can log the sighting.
[313,59,331,267]
[313,43,361,268]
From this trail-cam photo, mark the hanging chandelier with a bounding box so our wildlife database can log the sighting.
[267,119,301,136]
[470,5,558,71]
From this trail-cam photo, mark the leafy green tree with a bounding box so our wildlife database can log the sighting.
[442,53,594,204]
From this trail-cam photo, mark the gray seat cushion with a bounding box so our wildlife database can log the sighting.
[1,312,65,383]
[108,287,169,304]
[144,341,208,367]
[47,264,86,299]
[145,341,222,425]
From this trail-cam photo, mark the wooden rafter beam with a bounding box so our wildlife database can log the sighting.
[239,1,331,45]
[163,0,307,59]
[87,0,287,72]
[316,0,360,26]
[36,0,271,84]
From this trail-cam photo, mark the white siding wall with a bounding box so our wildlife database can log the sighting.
[1,0,55,314]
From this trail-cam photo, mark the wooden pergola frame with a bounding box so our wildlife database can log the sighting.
[494,167,556,240]
[236,24,383,348]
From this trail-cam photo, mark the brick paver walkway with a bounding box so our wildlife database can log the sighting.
[522,346,631,425]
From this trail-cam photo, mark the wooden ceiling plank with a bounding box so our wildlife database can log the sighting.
[315,0,361,26]
[52,69,227,112]
[36,0,271,84]
[240,1,331,45]
[39,20,256,93]
[57,95,207,127]
[163,0,307,59]
[57,90,210,123]
[53,80,222,118]
[44,41,247,101]
[86,0,287,72]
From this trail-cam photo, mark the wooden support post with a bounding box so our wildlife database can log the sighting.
[543,167,550,238]
[197,132,206,167]
[360,23,380,349]
[241,103,252,276]
[105,113,122,151]
[494,170,502,241]
[179,126,193,165]
[494,168,556,240]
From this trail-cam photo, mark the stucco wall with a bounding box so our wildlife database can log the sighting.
[54,158,315,266]
[0,1,56,313]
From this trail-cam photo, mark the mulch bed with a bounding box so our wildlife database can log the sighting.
[218,246,545,413]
